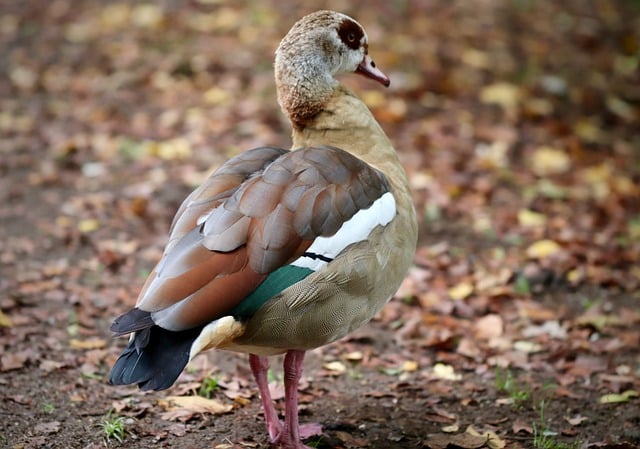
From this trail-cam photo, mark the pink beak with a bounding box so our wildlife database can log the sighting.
[356,54,390,87]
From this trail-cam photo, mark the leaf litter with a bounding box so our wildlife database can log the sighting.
[1,1,639,448]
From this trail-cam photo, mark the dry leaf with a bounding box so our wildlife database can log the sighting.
[160,395,233,415]
[465,425,506,449]
[530,146,571,176]
[565,415,588,426]
[425,431,487,449]
[432,363,462,381]
[69,338,107,349]
[35,421,61,434]
[0,310,12,327]
[480,82,521,112]
[473,314,503,340]
[513,340,542,353]
[526,239,562,259]
[323,361,347,374]
[402,360,418,372]
[518,209,547,227]
[448,282,474,300]
[598,390,639,404]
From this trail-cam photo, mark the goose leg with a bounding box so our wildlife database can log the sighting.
[272,350,322,449]
[249,353,283,441]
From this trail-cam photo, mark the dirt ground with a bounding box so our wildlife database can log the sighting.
[1,1,639,448]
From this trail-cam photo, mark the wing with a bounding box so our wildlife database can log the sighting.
[112,145,391,333]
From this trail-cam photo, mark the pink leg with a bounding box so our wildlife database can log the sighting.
[272,350,322,449]
[249,354,283,441]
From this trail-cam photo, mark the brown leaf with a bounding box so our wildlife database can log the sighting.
[1,349,35,371]
[69,338,107,349]
[424,431,487,449]
[159,395,233,416]
[473,314,503,340]
[512,419,533,434]
[34,421,61,434]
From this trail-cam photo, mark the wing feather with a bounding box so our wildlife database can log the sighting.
[120,145,390,332]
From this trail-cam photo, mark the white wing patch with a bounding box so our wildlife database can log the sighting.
[291,192,396,271]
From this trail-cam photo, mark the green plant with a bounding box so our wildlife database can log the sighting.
[533,400,582,449]
[513,273,531,295]
[100,410,126,445]
[198,375,220,398]
[305,436,324,448]
[42,402,55,414]
[495,367,531,408]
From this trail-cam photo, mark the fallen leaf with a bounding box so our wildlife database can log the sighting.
[518,209,547,227]
[39,360,66,372]
[598,390,639,404]
[402,360,418,372]
[530,146,571,176]
[473,314,503,340]
[34,421,61,434]
[323,361,347,375]
[69,338,107,349]
[513,340,543,353]
[448,281,474,300]
[466,425,506,449]
[432,363,462,381]
[1,350,33,371]
[441,423,459,433]
[526,239,562,259]
[512,419,533,434]
[480,82,521,113]
[160,395,233,415]
[77,218,100,233]
[565,415,588,426]
[425,430,487,449]
[0,310,12,327]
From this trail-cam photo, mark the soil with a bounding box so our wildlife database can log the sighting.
[1,1,639,449]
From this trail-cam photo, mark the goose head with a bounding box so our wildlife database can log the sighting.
[274,10,389,128]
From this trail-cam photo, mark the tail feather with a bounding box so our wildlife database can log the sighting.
[109,322,203,391]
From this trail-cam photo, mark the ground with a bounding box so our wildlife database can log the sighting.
[1,1,639,448]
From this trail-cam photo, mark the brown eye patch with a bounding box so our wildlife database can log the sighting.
[337,19,364,50]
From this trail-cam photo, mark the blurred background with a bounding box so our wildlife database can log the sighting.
[1,1,639,448]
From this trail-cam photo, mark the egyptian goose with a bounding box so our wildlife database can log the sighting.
[109,10,417,449]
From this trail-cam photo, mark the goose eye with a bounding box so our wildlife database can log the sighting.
[338,19,363,50]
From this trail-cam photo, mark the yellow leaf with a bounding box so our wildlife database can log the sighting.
[599,390,639,404]
[461,49,489,69]
[448,282,474,300]
[69,338,107,349]
[517,209,547,227]
[530,146,570,176]
[131,4,163,29]
[161,395,233,414]
[526,239,561,259]
[513,340,542,353]
[153,138,192,160]
[441,423,460,433]
[0,310,12,327]
[466,425,506,449]
[344,351,363,362]
[323,361,346,374]
[77,219,100,233]
[432,363,462,381]
[100,4,131,30]
[402,360,418,372]
[203,87,232,105]
[480,82,521,110]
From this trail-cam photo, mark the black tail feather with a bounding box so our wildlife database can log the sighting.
[110,308,155,336]
[109,324,203,391]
